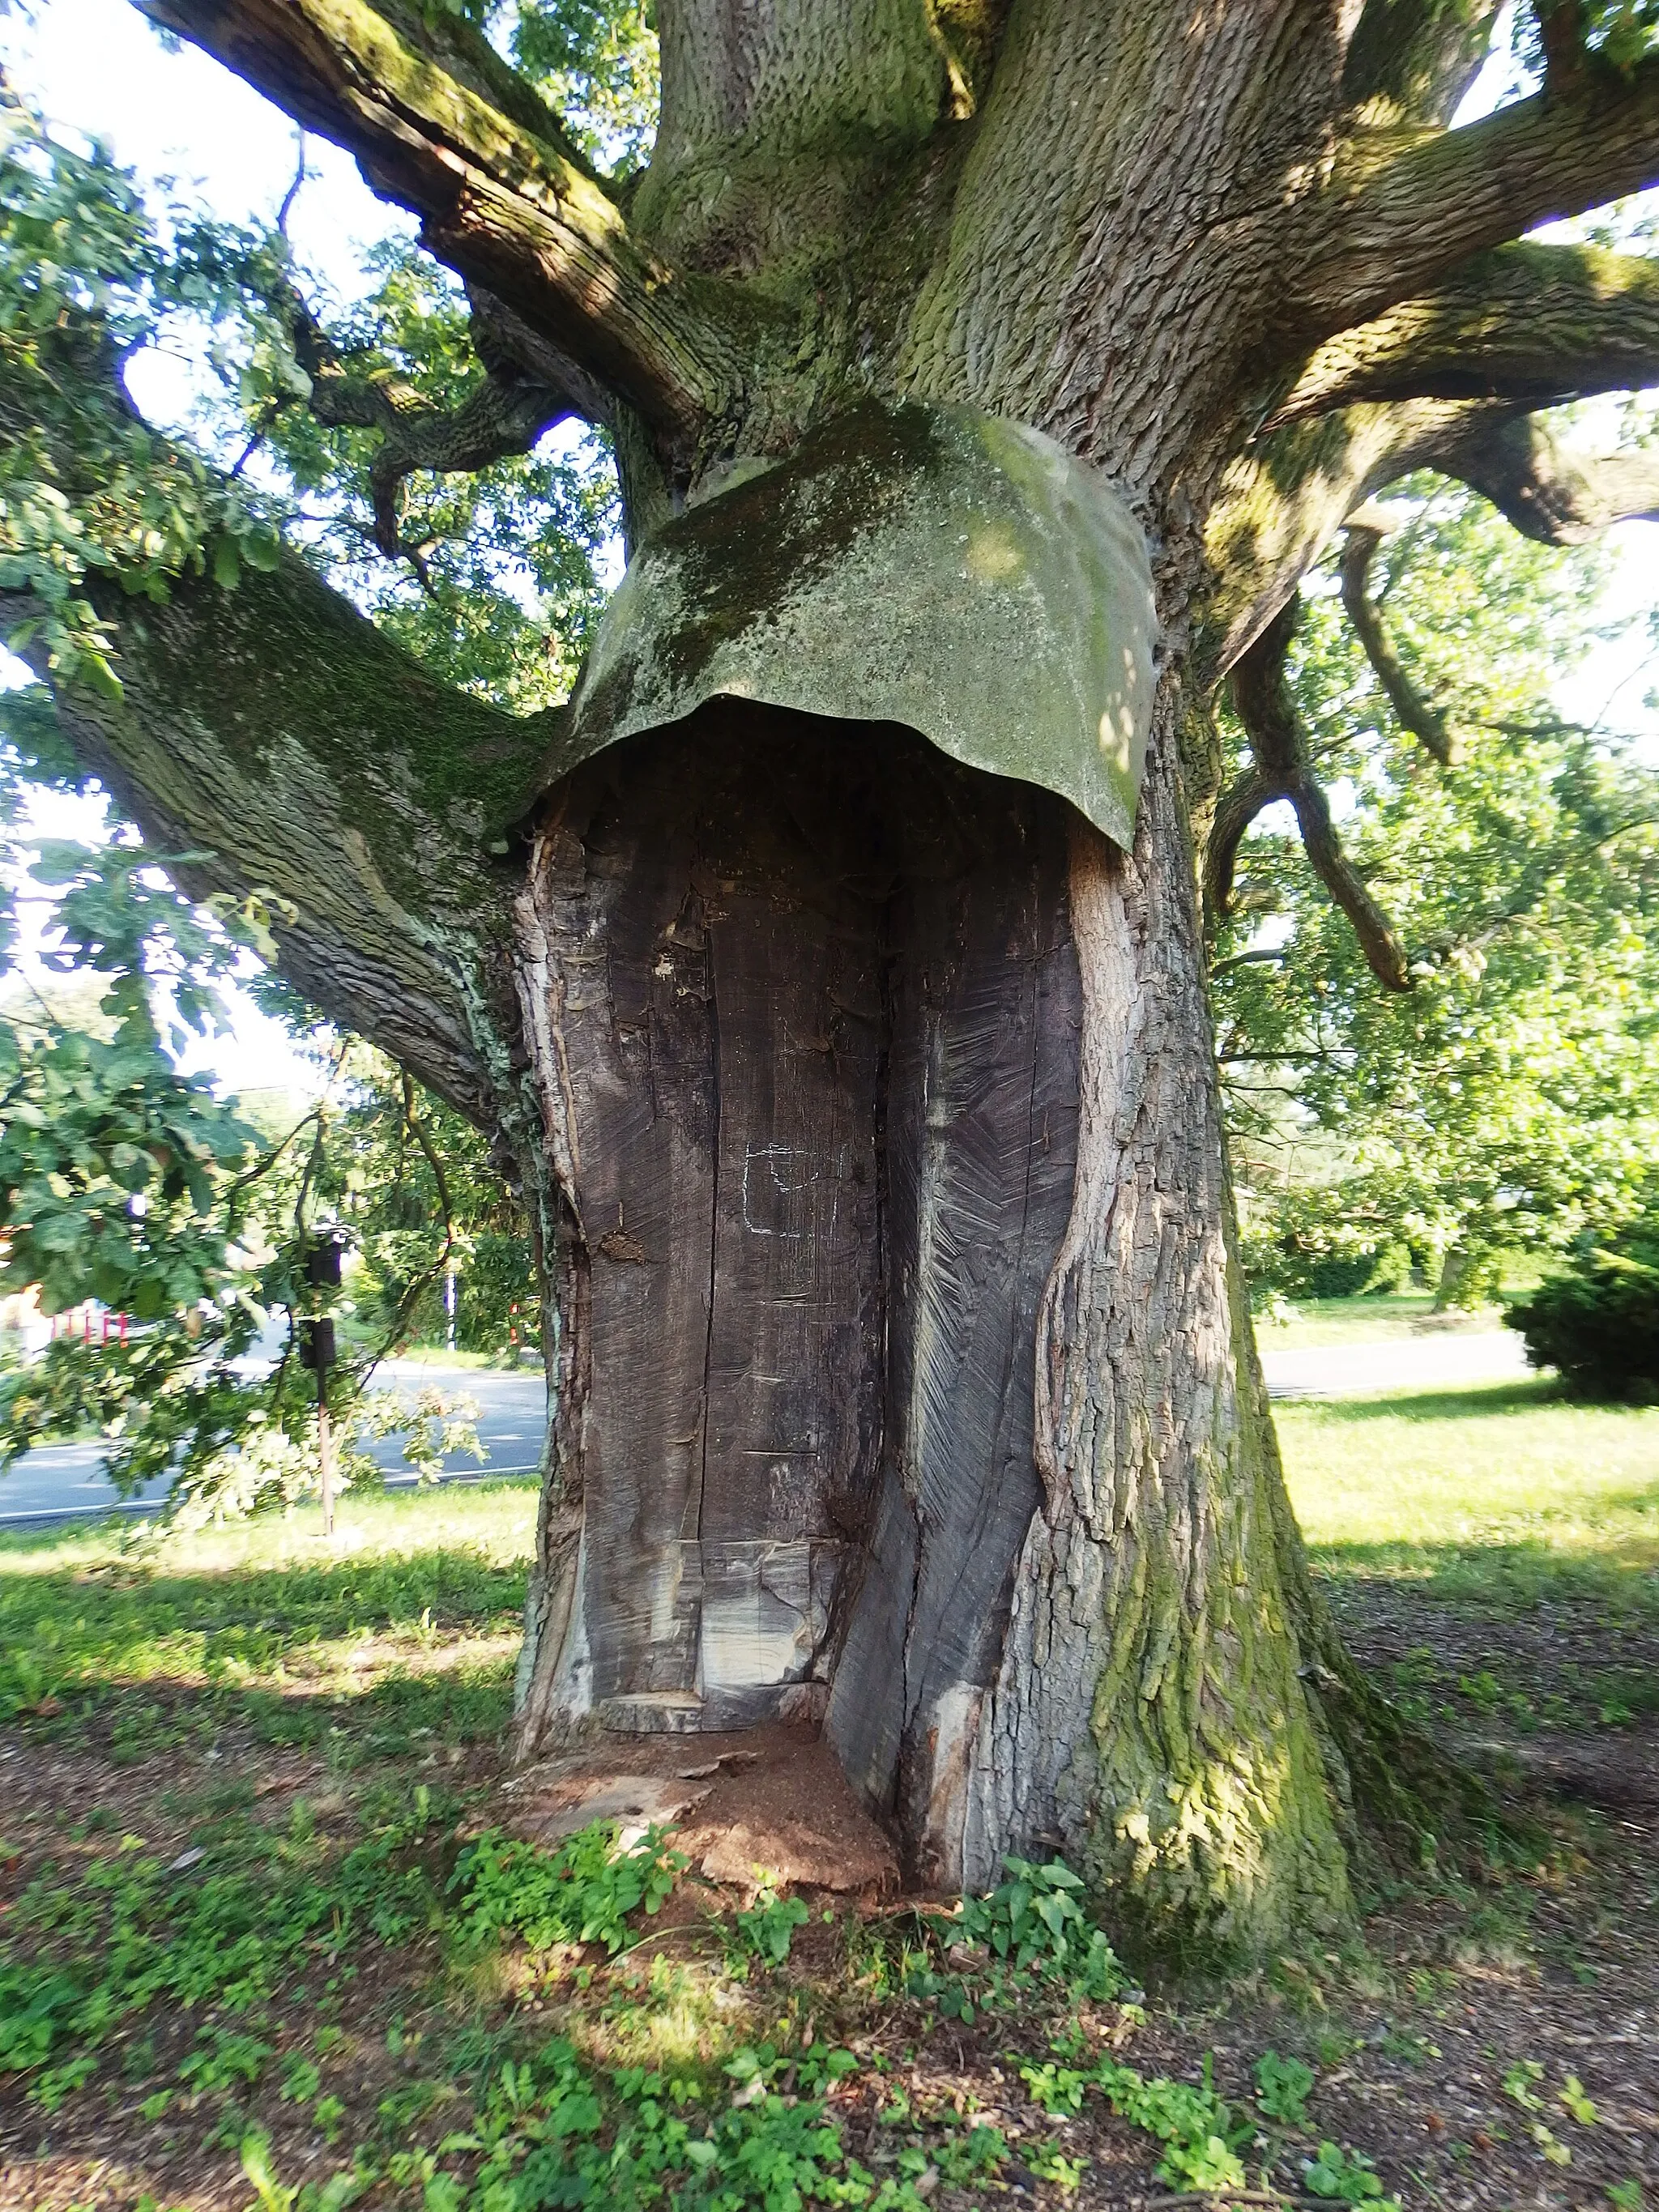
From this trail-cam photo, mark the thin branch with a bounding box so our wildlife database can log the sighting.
[1218,1049,1341,1067]
[1220,597,1413,992]
[400,1067,456,1263]
[223,1103,324,1229]
[275,127,307,237]
[1205,763,1278,925]
[1287,772,1412,990]
[1338,515,1457,764]
[339,1068,458,1388]
[1209,947,1292,977]
[271,274,572,560]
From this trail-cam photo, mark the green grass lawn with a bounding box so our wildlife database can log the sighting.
[1278,1376,1659,1615]
[4,1400,1658,2212]
[0,1478,540,1761]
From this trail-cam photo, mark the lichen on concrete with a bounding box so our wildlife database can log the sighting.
[538,399,1158,850]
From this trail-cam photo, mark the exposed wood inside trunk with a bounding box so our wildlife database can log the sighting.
[514,703,1081,1865]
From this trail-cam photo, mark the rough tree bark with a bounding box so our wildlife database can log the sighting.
[13,0,1659,1959]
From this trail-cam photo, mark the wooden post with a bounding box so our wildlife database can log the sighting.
[318,1392,335,1540]
[302,1234,344,1540]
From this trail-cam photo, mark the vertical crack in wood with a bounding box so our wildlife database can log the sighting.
[692,901,720,1588]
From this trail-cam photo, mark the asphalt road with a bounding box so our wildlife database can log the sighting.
[0,1362,549,1527]
[1258,1329,1531,1400]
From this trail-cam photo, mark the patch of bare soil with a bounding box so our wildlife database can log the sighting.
[501,1720,898,1896]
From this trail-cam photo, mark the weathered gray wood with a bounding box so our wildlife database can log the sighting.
[696,757,887,1726]
[825,801,1082,1884]
[518,705,1082,1808]
[536,770,715,1722]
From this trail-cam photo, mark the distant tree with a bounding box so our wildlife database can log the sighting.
[0,843,486,1515]
[1214,481,1659,1306]
[1508,1210,1659,1398]
[301,1036,539,1357]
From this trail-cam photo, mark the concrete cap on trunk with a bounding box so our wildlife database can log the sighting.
[538,400,1158,850]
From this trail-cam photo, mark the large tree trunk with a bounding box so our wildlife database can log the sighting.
[504,688,1355,1947]
[34,0,1659,1962]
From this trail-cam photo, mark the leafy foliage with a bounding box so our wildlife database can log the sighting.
[1302,2139,1401,2207]
[2,65,616,722]
[429,2034,884,2212]
[0,840,269,1314]
[0,75,588,1511]
[954,1855,1125,1998]
[0,1788,449,2084]
[1507,1213,1659,1400]
[241,237,615,712]
[1221,479,1659,1303]
[1254,2047,1316,2125]
[511,0,660,173]
[452,1821,688,1956]
[0,92,284,695]
[731,1879,811,1967]
[0,841,497,1511]
[1512,0,1659,76]
[1091,2055,1249,2193]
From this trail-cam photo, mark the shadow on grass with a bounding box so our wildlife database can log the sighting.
[0,1545,527,1762]
[1310,1533,1659,1619]
[1289,1378,1575,1423]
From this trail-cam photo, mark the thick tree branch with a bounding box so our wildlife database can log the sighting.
[1,331,549,1118]
[1207,375,1657,684]
[1273,242,1659,425]
[6,549,545,1123]
[1206,762,1278,921]
[1338,512,1456,762]
[1536,1,1593,90]
[1217,597,1412,991]
[135,0,740,453]
[1426,409,1659,540]
[1341,0,1505,124]
[1290,51,1659,343]
[1205,399,1453,681]
[466,286,616,429]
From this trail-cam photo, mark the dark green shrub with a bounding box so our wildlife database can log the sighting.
[1246,1225,1414,1302]
[1507,1221,1659,1401]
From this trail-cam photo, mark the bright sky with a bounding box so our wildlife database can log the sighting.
[2,0,1657,1090]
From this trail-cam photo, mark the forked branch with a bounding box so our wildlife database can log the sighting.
[1338,511,1456,764]
[1427,411,1659,541]
[272,278,578,560]
[1212,599,1413,991]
